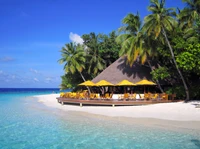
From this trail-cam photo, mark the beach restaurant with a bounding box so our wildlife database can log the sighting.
[57,57,177,106]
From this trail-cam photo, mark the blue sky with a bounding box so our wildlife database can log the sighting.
[0,0,185,88]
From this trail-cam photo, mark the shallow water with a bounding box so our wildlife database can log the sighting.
[0,89,200,149]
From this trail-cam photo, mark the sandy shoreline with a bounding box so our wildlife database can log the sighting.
[36,94,200,121]
[34,94,200,132]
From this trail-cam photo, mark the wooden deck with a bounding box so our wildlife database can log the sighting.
[56,97,176,107]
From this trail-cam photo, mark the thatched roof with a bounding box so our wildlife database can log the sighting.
[92,57,153,84]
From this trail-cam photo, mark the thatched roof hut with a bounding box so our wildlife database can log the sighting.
[92,57,153,84]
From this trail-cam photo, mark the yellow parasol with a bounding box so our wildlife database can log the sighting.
[135,79,156,85]
[135,79,156,93]
[116,80,135,93]
[95,80,114,86]
[116,80,135,86]
[78,80,96,86]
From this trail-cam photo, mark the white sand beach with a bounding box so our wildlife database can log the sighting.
[36,94,200,122]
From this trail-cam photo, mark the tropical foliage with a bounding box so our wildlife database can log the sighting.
[58,32,120,90]
[58,42,86,81]
[58,0,200,100]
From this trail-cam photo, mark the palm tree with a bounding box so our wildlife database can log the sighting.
[82,33,105,75]
[116,13,164,92]
[59,75,71,90]
[182,22,200,43]
[116,13,142,65]
[178,0,200,43]
[58,42,87,83]
[141,34,165,93]
[116,13,160,65]
[142,0,190,100]
[179,0,200,28]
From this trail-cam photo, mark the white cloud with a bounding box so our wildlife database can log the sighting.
[46,77,52,81]
[0,71,16,80]
[45,77,52,83]
[30,68,39,74]
[55,77,60,81]
[11,75,16,79]
[69,32,83,45]
[0,56,15,62]
[34,78,39,82]
[5,79,10,82]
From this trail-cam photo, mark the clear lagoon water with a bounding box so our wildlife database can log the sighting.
[0,88,200,149]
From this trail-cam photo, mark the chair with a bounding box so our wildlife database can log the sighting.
[161,93,168,100]
[70,92,76,98]
[129,93,136,100]
[79,93,85,100]
[146,93,153,101]
[83,91,89,99]
[95,94,100,99]
[60,92,65,97]
[123,93,129,101]
[144,93,149,100]
[118,94,123,100]
[139,94,144,100]
[171,94,176,100]
[109,93,113,100]
[75,92,80,99]
[104,93,112,100]
[164,94,169,100]
[63,92,70,98]
[89,93,96,100]
[151,93,158,101]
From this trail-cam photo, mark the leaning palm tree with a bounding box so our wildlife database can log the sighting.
[178,0,200,28]
[117,13,160,65]
[116,13,142,65]
[116,13,164,92]
[178,0,200,43]
[182,21,200,43]
[142,0,189,100]
[58,42,87,85]
[83,32,105,75]
[58,42,93,93]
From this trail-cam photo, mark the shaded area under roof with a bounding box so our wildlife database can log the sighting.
[92,57,154,84]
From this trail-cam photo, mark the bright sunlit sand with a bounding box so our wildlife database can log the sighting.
[36,94,200,122]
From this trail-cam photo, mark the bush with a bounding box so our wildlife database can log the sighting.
[165,86,185,99]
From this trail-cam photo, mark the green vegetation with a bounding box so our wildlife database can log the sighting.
[58,0,200,100]
[58,43,86,82]
[58,32,120,90]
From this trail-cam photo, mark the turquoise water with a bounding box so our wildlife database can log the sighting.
[0,89,200,149]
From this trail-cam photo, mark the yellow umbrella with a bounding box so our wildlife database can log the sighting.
[78,80,96,86]
[116,80,135,94]
[135,79,156,85]
[95,80,114,86]
[116,80,135,86]
[135,79,156,93]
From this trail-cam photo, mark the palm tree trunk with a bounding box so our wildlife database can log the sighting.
[162,28,189,101]
[79,72,91,94]
[147,59,164,93]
